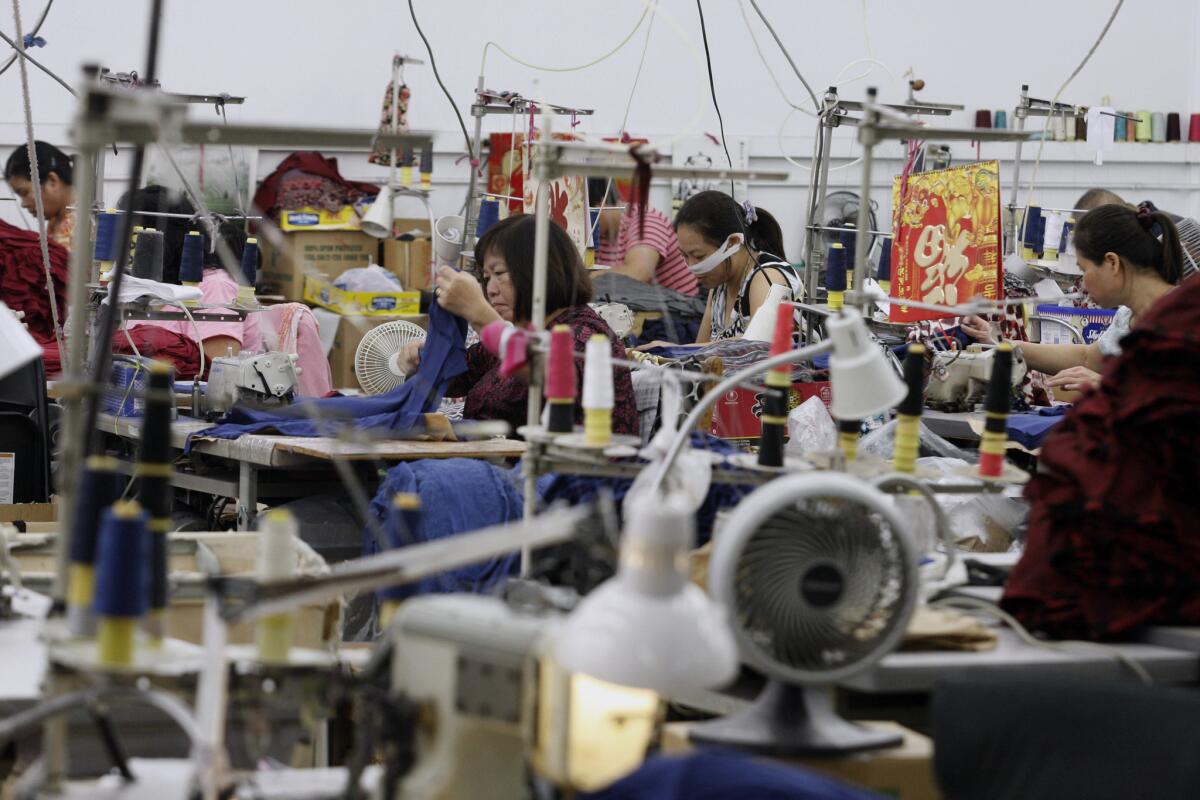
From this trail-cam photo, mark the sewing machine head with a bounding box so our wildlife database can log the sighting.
[924,344,1028,413]
[202,351,300,418]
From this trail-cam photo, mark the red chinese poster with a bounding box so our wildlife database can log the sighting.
[486,132,525,214]
[889,161,1002,322]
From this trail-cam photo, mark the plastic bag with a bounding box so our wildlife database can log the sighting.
[334,264,404,292]
[858,419,978,463]
[785,396,836,457]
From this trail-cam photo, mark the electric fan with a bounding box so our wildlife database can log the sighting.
[354,320,426,395]
[819,190,879,254]
[690,472,919,756]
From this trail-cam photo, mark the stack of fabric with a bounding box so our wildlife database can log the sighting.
[252,152,381,221]
[0,219,68,374]
[1003,275,1200,639]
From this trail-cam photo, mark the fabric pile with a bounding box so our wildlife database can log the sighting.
[252,152,381,221]
[591,270,705,344]
[0,219,68,374]
[1003,275,1200,639]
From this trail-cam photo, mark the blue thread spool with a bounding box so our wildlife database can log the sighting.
[877,236,892,291]
[378,494,422,610]
[839,226,857,280]
[826,242,848,292]
[66,456,125,632]
[993,110,1008,129]
[589,208,601,248]
[241,237,259,286]
[476,198,501,239]
[180,230,204,284]
[93,501,151,664]
[1021,206,1042,259]
[94,211,119,263]
[1114,113,1127,141]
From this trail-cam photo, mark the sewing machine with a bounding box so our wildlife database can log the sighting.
[198,351,301,418]
[924,345,1028,413]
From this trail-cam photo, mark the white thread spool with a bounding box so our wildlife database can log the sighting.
[583,334,614,446]
[256,509,297,663]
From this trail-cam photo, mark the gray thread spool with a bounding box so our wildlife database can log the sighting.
[131,228,165,281]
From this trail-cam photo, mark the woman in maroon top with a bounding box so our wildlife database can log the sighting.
[401,214,638,437]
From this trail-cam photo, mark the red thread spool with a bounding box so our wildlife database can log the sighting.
[1189,114,1200,142]
[769,302,795,360]
[1167,112,1182,142]
[974,110,992,128]
[545,325,576,401]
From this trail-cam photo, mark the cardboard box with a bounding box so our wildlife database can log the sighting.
[382,217,434,290]
[327,314,429,390]
[259,230,380,301]
[279,202,372,232]
[710,381,833,440]
[0,500,57,524]
[663,721,940,800]
[304,275,421,317]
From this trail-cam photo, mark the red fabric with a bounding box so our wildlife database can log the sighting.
[448,305,638,437]
[111,327,202,380]
[1002,274,1200,639]
[0,218,68,349]
[252,152,380,222]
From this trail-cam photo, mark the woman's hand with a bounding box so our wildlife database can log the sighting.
[959,315,997,344]
[398,339,422,376]
[1045,365,1101,393]
[434,266,499,328]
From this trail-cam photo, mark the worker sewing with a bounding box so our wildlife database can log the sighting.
[400,213,638,437]
[5,140,75,250]
[672,191,799,343]
[962,202,1183,393]
[589,178,698,296]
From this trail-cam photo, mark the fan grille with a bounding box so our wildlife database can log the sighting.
[732,495,908,675]
[354,321,427,395]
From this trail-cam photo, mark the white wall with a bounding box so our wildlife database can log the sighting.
[2,0,1198,257]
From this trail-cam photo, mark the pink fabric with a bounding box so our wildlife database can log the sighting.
[128,268,263,352]
[257,302,333,398]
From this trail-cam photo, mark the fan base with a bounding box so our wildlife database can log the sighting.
[689,681,902,757]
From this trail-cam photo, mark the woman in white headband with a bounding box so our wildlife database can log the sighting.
[673,191,799,342]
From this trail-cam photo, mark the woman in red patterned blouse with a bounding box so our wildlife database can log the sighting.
[401,214,638,437]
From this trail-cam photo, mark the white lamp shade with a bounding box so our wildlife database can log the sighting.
[554,498,738,695]
[360,185,394,239]
[434,214,465,266]
[827,307,907,420]
[0,302,42,381]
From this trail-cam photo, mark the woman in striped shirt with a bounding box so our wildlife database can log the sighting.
[674,191,799,342]
[589,179,699,296]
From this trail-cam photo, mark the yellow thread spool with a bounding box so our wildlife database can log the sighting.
[893,414,920,473]
[97,617,137,666]
[584,408,612,446]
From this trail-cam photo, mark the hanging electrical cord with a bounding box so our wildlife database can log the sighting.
[407,0,471,157]
[777,108,862,172]
[737,0,814,118]
[747,0,820,113]
[0,22,72,96]
[480,2,651,76]
[1021,0,1125,215]
[0,0,49,76]
[695,0,734,195]
[9,0,62,360]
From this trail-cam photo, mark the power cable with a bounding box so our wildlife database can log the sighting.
[0,0,50,76]
[480,2,651,75]
[747,0,819,113]
[407,0,471,157]
[694,0,734,195]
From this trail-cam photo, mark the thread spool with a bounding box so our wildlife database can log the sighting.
[1135,111,1152,141]
[582,334,614,446]
[128,226,144,265]
[974,110,992,129]
[892,344,925,474]
[476,198,501,239]
[1114,113,1127,141]
[1075,116,1088,141]
[1189,114,1200,142]
[400,146,415,187]
[978,344,1014,478]
[877,236,892,295]
[1166,112,1182,142]
[379,493,421,627]
[1126,111,1138,142]
[1058,217,1076,271]
[545,325,576,434]
[136,361,174,644]
[1021,206,1042,260]
[94,501,150,666]
[826,242,847,309]
[838,419,860,463]
[93,209,119,266]
[757,301,794,468]
[419,145,433,189]
[237,237,259,305]
[588,208,601,249]
[1064,114,1077,141]
[130,229,164,281]
[180,230,204,286]
[839,226,856,289]
[256,508,297,663]
[1042,212,1065,261]
[993,110,1007,129]
[1150,112,1166,143]
[66,455,125,636]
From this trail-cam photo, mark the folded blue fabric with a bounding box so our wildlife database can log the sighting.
[189,301,467,447]
[1007,409,1069,450]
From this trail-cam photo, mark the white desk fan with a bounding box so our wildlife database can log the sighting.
[690,472,919,756]
[354,320,426,395]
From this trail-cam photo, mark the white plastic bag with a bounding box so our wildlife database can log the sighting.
[333,264,404,292]
[784,396,836,457]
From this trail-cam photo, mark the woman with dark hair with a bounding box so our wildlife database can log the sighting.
[963,202,1184,392]
[5,141,74,249]
[672,190,799,342]
[400,214,637,436]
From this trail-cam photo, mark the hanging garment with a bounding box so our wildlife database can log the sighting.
[191,300,465,445]
[368,81,411,167]
[252,152,381,221]
[0,218,68,349]
[257,302,333,397]
[1003,274,1200,640]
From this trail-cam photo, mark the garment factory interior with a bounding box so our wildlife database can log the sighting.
[0,1,1198,798]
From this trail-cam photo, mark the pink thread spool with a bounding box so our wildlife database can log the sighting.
[1189,114,1200,142]
[545,325,576,433]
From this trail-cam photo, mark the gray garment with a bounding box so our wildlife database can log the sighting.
[590,270,706,318]
[1097,305,1133,356]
